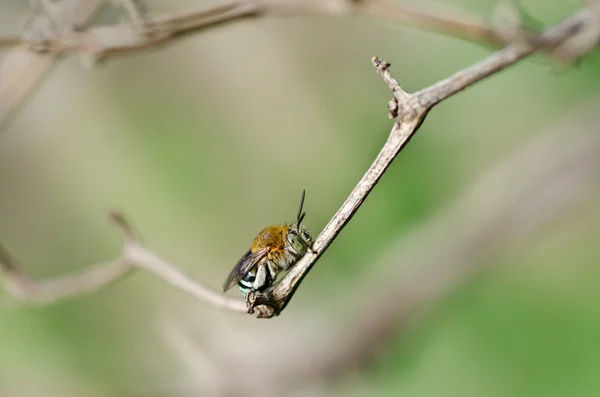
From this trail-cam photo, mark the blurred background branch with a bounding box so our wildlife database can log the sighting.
[157,96,600,396]
[1,1,504,60]
[3,0,594,129]
[251,0,596,314]
[0,0,106,128]
[1,0,597,319]
[0,212,247,311]
[0,0,599,396]
[2,0,586,63]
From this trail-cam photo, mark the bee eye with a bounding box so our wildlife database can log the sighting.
[301,230,311,240]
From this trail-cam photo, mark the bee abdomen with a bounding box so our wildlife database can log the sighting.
[237,271,255,294]
[237,265,273,294]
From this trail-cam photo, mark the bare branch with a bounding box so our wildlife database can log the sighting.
[310,97,600,379]
[118,0,148,30]
[0,36,22,47]
[0,0,107,128]
[156,97,600,396]
[0,1,550,61]
[357,0,504,47]
[549,0,600,62]
[248,3,599,317]
[418,7,591,108]
[123,241,247,313]
[109,210,138,242]
[0,214,247,312]
[0,1,263,59]
[1,2,598,319]
[0,247,131,305]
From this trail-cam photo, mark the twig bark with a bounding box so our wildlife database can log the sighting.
[155,96,600,397]
[0,213,246,312]
[0,3,597,318]
[0,0,107,128]
[309,97,600,380]
[0,1,529,61]
[248,5,595,318]
[0,1,594,128]
[357,0,504,46]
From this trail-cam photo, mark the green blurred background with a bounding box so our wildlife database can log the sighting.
[1,0,600,396]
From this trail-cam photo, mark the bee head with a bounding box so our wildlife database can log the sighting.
[286,227,312,255]
[285,190,313,255]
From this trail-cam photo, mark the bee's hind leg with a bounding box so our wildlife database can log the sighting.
[246,262,282,317]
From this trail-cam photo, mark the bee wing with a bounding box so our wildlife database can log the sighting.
[222,248,268,292]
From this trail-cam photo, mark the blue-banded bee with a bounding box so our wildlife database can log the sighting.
[223,191,315,295]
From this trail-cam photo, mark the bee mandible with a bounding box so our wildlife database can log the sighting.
[223,190,315,295]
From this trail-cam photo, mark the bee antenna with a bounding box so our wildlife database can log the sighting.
[296,190,306,225]
[297,211,306,226]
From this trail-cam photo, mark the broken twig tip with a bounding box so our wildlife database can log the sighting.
[108,210,135,240]
[245,290,280,318]
[0,244,16,271]
[371,56,390,71]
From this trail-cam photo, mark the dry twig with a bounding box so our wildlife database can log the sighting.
[310,97,600,379]
[358,0,504,46]
[0,0,107,128]
[155,95,600,397]
[158,97,600,396]
[248,5,594,317]
[0,1,535,61]
[0,213,246,312]
[0,0,593,127]
[0,3,598,318]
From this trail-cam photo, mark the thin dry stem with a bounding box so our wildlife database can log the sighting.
[311,98,600,378]
[0,0,590,128]
[119,0,147,29]
[124,242,246,312]
[156,98,600,396]
[0,251,131,305]
[418,7,591,108]
[0,214,247,311]
[247,3,599,317]
[0,1,542,60]
[0,36,22,47]
[0,0,107,128]
[1,2,599,319]
[357,0,504,47]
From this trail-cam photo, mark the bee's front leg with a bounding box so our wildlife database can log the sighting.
[252,263,268,292]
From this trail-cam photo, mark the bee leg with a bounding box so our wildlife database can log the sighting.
[252,263,268,292]
[266,261,278,282]
[246,263,282,317]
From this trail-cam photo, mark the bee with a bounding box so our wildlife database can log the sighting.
[223,190,315,295]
